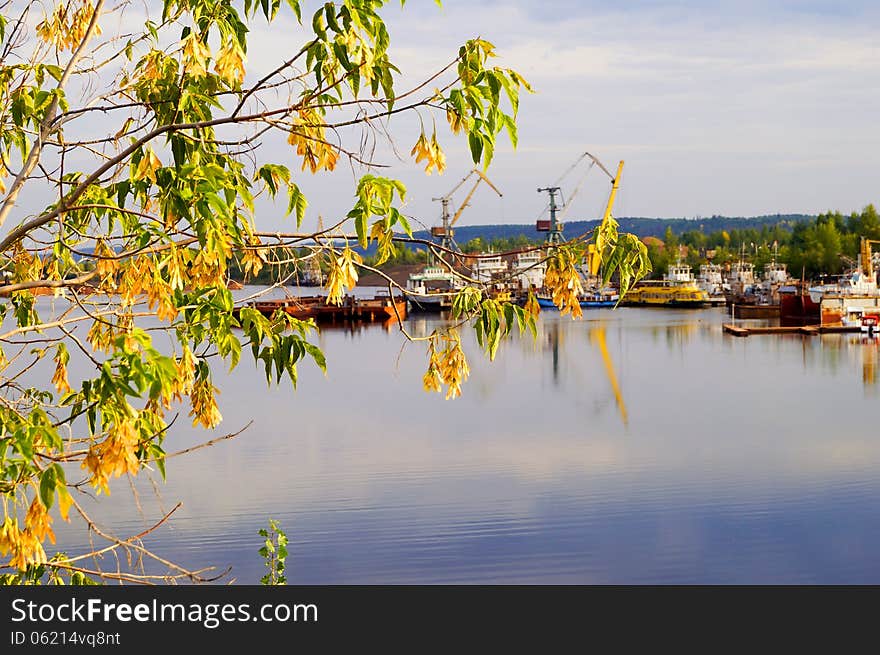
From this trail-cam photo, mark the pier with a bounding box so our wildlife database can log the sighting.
[722,324,862,337]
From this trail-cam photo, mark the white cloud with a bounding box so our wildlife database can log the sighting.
[4,0,877,236]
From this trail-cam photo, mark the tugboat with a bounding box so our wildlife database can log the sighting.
[723,255,757,307]
[622,260,710,307]
[697,262,727,306]
[405,168,502,311]
[730,250,790,318]
[809,237,880,325]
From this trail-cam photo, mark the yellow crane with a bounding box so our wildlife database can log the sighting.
[430,168,502,251]
[586,159,625,276]
[860,237,880,281]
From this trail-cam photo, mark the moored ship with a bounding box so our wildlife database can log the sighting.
[237,293,407,323]
[697,263,727,305]
[622,262,711,307]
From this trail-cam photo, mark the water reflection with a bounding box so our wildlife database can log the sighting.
[855,335,878,391]
[589,326,628,425]
[33,298,880,583]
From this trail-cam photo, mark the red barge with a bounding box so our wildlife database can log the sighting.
[236,294,407,324]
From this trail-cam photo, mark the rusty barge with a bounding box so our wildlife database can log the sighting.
[235,293,407,324]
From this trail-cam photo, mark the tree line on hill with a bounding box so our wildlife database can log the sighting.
[653,205,879,280]
[224,208,878,284]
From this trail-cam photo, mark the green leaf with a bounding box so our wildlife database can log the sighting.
[350,206,367,248]
[286,0,303,22]
[468,131,483,165]
[287,183,308,227]
[481,133,494,169]
[39,467,57,510]
[503,114,518,149]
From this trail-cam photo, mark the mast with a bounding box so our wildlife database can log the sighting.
[438,197,453,253]
[536,186,563,244]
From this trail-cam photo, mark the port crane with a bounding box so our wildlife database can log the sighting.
[430,168,503,253]
[537,152,624,275]
[536,152,623,247]
[860,237,880,281]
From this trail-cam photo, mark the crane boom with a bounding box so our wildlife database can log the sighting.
[588,160,625,275]
[554,151,614,186]
[430,169,503,252]
[449,169,502,228]
[432,170,474,202]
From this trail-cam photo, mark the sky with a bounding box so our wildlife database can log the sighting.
[6,0,880,236]
[241,0,880,232]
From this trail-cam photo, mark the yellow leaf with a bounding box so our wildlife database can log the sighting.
[182,33,210,78]
[133,148,161,183]
[57,486,73,522]
[325,247,361,305]
[524,292,541,318]
[51,355,71,395]
[214,41,246,85]
[411,130,446,175]
[288,108,338,173]
[25,497,55,545]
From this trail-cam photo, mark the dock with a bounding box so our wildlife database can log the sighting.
[722,324,861,337]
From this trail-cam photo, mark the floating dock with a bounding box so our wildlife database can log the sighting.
[722,324,862,337]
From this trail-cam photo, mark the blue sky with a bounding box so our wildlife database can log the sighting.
[382,1,880,228]
[227,0,878,232]
[342,0,880,229]
[6,0,879,236]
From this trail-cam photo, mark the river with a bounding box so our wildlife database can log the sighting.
[40,288,880,583]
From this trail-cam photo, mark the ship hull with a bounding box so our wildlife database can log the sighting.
[536,297,617,309]
[731,303,780,319]
[405,292,451,312]
[238,295,406,323]
[779,292,820,323]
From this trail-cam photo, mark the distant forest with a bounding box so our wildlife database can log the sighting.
[229,208,880,284]
[420,213,815,245]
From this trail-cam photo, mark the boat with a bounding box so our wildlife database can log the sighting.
[405,265,462,311]
[236,293,407,323]
[696,263,727,305]
[809,237,880,325]
[622,280,710,307]
[731,303,780,319]
[723,258,757,307]
[405,168,502,312]
[350,294,408,321]
[511,249,546,294]
[861,312,880,335]
[536,287,619,310]
[242,295,323,320]
[622,262,711,307]
[779,283,820,323]
[726,249,794,318]
[470,251,508,284]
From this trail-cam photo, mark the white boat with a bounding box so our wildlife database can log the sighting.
[512,249,546,292]
[807,238,880,325]
[726,260,756,292]
[665,262,697,285]
[470,251,508,284]
[697,263,726,305]
[697,263,723,293]
[405,266,462,311]
[809,271,878,304]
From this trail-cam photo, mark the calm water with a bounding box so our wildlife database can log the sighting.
[37,287,880,583]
